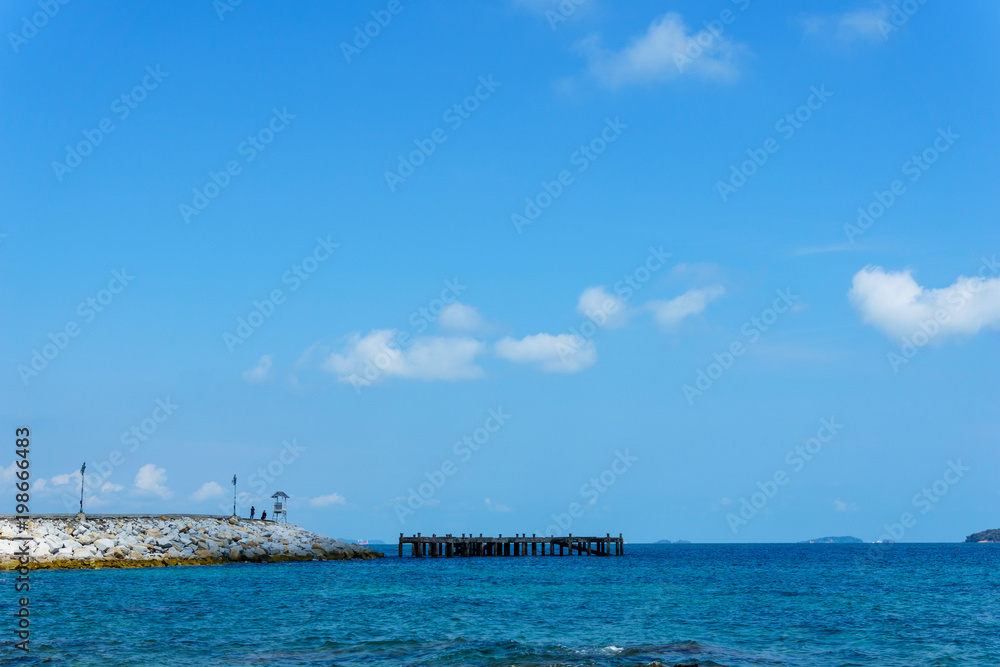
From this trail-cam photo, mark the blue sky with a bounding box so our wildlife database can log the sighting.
[2,0,998,543]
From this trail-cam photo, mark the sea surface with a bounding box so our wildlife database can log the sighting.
[2,543,998,666]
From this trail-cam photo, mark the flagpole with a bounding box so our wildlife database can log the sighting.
[232,474,237,517]
[79,462,86,514]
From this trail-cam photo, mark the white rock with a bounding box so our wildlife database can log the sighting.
[94,538,116,552]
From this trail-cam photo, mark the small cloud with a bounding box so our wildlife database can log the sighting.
[323,330,486,383]
[495,333,596,373]
[834,498,859,512]
[438,302,484,331]
[85,495,110,509]
[849,266,1000,340]
[190,481,224,502]
[792,243,855,257]
[100,482,124,493]
[242,354,273,385]
[134,464,171,500]
[577,286,629,329]
[710,497,733,511]
[311,492,347,508]
[800,6,891,44]
[485,498,512,513]
[51,472,78,486]
[578,12,744,88]
[645,285,725,329]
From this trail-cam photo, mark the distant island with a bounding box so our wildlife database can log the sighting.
[965,529,1000,543]
[799,536,863,544]
[655,540,691,544]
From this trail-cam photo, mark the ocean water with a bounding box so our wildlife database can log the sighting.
[2,543,998,666]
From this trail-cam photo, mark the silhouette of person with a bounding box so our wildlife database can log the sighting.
[261,510,267,522]
[250,506,255,520]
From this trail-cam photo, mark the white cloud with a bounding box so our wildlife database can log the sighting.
[100,482,124,493]
[311,492,347,508]
[800,6,890,43]
[438,302,483,331]
[849,266,1000,340]
[577,286,628,329]
[85,495,110,509]
[495,333,596,373]
[190,481,224,502]
[645,285,725,329]
[51,472,78,486]
[834,498,859,512]
[323,330,486,382]
[134,464,171,499]
[578,12,743,88]
[485,498,512,513]
[0,462,17,487]
[242,354,273,385]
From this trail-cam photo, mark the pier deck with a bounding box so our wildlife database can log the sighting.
[399,533,624,557]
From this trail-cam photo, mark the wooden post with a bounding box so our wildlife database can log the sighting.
[399,533,403,558]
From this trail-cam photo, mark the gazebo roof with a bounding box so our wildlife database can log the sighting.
[271,491,290,498]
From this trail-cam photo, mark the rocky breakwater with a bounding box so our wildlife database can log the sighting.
[0,515,381,569]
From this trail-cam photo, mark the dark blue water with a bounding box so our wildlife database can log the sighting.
[2,543,998,665]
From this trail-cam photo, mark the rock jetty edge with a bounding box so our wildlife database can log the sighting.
[0,514,382,569]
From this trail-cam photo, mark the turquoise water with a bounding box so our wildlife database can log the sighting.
[2,543,998,665]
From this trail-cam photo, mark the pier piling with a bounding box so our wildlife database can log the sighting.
[398,533,624,558]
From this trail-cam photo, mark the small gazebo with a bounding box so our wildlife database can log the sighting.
[271,491,289,523]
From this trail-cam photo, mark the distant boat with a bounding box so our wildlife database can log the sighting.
[356,539,369,546]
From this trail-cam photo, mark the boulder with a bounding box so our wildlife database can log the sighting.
[228,547,242,561]
[94,538,116,552]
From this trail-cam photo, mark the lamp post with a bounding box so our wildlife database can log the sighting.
[232,474,237,517]
[79,462,86,514]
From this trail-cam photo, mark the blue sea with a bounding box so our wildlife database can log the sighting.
[3,543,998,666]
